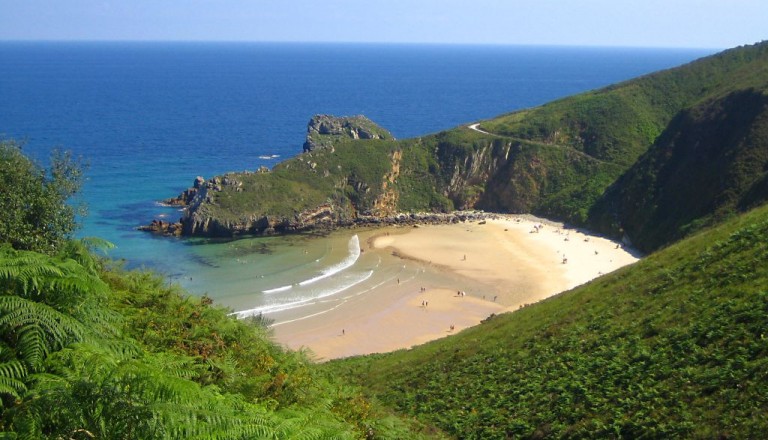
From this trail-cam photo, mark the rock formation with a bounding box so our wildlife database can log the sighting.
[302,114,394,152]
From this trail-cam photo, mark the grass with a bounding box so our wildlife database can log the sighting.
[328,203,768,439]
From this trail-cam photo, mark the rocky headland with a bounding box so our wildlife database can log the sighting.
[141,43,768,252]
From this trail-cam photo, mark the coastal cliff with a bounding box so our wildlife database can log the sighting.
[143,42,768,251]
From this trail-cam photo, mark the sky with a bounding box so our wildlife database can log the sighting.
[0,0,766,49]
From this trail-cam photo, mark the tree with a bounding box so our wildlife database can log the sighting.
[0,140,86,254]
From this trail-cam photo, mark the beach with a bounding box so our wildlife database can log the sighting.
[270,216,639,361]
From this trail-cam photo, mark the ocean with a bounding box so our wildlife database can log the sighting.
[0,42,714,320]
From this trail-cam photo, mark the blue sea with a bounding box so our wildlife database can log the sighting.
[0,42,714,318]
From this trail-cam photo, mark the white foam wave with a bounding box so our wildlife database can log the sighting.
[298,235,360,286]
[260,235,360,293]
[262,284,292,294]
[233,269,373,319]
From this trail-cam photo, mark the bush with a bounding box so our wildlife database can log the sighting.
[0,140,86,253]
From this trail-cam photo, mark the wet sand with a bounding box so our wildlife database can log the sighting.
[271,216,639,361]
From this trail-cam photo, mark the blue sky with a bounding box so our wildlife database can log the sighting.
[1,0,765,49]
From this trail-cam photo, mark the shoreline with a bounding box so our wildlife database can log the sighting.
[269,215,640,361]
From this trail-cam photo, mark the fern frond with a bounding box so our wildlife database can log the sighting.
[0,359,26,380]
[0,359,27,400]
[0,296,88,369]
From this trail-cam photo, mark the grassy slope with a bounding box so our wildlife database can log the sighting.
[200,138,400,222]
[470,42,768,231]
[94,260,439,438]
[480,42,768,166]
[329,203,768,439]
[588,84,768,253]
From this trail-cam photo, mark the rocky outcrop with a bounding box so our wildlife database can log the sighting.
[138,219,183,236]
[302,114,395,152]
[162,176,206,206]
[145,208,495,238]
[180,201,356,237]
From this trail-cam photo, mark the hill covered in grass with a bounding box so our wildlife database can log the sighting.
[329,202,768,439]
[588,85,768,252]
[154,41,768,253]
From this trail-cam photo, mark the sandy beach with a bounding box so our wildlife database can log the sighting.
[271,216,640,361]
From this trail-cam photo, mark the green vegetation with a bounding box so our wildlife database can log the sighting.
[475,41,768,236]
[0,140,85,254]
[588,87,768,251]
[199,138,401,222]
[6,41,768,438]
[0,145,434,439]
[329,203,768,439]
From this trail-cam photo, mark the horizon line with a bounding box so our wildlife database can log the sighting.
[0,38,728,52]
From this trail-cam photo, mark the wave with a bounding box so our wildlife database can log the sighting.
[298,235,360,286]
[233,269,373,319]
[262,284,293,294]
[260,234,360,293]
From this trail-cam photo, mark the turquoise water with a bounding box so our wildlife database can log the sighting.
[0,42,714,317]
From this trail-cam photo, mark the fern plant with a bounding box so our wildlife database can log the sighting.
[0,246,118,371]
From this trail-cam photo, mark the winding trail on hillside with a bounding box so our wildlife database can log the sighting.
[468,123,493,135]
[467,123,610,165]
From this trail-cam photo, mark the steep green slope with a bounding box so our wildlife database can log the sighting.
[0,244,438,439]
[480,42,768,166]
[330,203,768,439]
[469,41,768,230]
[589,87,768,252]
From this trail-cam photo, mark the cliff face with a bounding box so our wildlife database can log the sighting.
[145,42,768,251]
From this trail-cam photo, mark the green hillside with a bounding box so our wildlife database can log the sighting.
[329,202,768,439]
[588,85,768,252]
[480,42,768,166]
[164,41,768,253]
[471,41,768,236]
